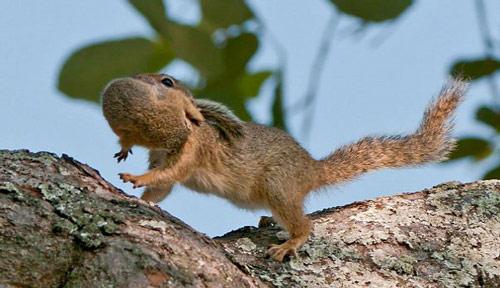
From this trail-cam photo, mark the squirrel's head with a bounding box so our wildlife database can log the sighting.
[131,73,204,125]
[101,73,205,150]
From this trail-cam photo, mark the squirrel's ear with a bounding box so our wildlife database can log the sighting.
[184,101,205,126]
[194,99,244,142]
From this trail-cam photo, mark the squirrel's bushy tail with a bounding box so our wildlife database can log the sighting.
[318,79,467,187]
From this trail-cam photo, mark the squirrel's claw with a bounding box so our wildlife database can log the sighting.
[114,149,133,163]
[118,173,145,188]
[267,243,298,262]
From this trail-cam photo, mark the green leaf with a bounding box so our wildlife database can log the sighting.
[238,70,272,98]
[330,0,413,22]
[128,0,169,37]
[200,83,251,121]
[199,71,271,121]
[450,58,500,80]
[271,74,287,130]
[167,23,224,79]
[476,105,500,132]
[200,0,254,30]
[223,33,259,77]
[447,137,493,161]
[483,165,500,180]
[58,37,172,103]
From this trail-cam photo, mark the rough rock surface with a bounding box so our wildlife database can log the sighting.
[0,150,264,287]
[218,181,500,287]
[0,149,499,287]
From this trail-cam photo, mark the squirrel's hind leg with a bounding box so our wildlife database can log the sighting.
[267,198,312,262]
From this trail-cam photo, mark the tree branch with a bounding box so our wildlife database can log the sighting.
[1,149,499,287]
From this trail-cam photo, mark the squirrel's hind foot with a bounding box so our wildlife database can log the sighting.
[267,242,298,262]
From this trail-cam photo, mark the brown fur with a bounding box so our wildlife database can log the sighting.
[101,74,466,262]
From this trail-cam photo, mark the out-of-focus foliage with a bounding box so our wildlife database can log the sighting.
[448,137,492,161]
[451,58,500,80]
[271,73,286,130]
[448,48,500,179]
[476,106,500,132]
[58,0,273,122]
[57,0,414,126]
[200,0,254,29]
[330,0,413,22]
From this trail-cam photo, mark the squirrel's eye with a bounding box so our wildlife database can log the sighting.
[161,77,174,87]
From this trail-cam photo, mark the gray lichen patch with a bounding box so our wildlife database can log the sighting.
[63,239,192,288]
[0,150,171,285]
[371,249,417,275]
[0,182,22,194]
[52,218,78,235]
[428,184,500,219]
[0,185,78,287]
[235,238,258,253]
[37,182,122,249]
[1,150,266,288]
[302,236,362,262]
[0,181,24,202]
[218,181,500,287]
[0,149,58,165]
[29,179,163,251]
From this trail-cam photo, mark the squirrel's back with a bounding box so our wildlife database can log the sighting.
[194,99,317,177]
[179,100,320,206]
[185,79,466,198]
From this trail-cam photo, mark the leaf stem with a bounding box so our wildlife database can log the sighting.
[299,11,340,141]
[474,0,500,106]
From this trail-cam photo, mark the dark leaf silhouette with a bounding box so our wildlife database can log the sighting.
[238,70,272,99]
[222,33,259,78]
[483,165,500,180]
[200,0,254,30]
[450,58,500,80]
[201,82,251,121]
[476,105,500,132]
[272,74,287,130]
[447,137,492,161]
[330,0,413,22]
[127,0,169,36]
[167,23,224,80]
[199,71,271,121]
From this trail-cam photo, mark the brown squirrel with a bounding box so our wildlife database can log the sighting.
[102,73,466,262]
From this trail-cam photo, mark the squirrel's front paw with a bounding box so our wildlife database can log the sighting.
[119,173,145,188]
[114,149,133,163]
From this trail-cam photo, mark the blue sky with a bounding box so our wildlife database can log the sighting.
[1,1,499,236]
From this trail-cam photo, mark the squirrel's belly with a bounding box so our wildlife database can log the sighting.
[181,170,263,210]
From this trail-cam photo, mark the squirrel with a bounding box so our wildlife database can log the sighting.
[102,73,466,262]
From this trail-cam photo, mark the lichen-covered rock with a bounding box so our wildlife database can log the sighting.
[217,181,500,287]
[0,150,264,288]
[1,149,499,287]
